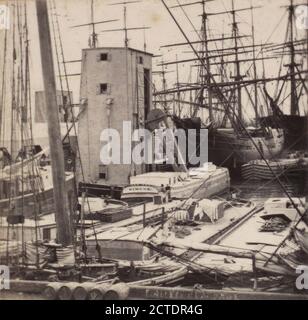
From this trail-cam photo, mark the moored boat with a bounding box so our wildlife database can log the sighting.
[0,159,75,218]
[81,196,132,223]
[209,127,285,168]
[241,155,308,180]
[121,163,230,203]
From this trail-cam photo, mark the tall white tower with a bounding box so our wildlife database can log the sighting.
[78,47,153,186]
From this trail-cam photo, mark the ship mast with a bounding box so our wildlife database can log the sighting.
[158,2,266,128]
[168,0,214,120]
[202,0,213,121]
[0,21,7,143]
[305,0,308,208]
[160,58,168,112]
[175,54,180,115]
[103,1,150,48]
[288,0,298,115]
[306,0,308,117]
[231,0,242,124]
[250,3,259,122]
[36,0,72,246]
[124,3,128,47]
[71,0,118,48]
[90,0,96,47]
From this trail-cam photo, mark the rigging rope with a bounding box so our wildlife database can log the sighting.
[50,0,103,262]
[160,0,306,225]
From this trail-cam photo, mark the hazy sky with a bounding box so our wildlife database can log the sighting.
[10,0,306,97]
[0,0,307,143]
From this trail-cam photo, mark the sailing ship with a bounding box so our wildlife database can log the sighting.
[153,0,307,170]
[259,0,308,149]
[208,126,284,166]
[0,1,75,220]
[0,0,80,271]
[0,151,75,218]
[0,0,307,300]
[0,1,134,287]
[0,3,75,223]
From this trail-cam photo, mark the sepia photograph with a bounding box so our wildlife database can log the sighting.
[0,0,308,306]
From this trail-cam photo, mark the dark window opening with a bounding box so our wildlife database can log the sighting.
[138,56,144,64]
[99,173,107,179]
[100,83,108,94]
[100,53,108,61]
[43,228,51,241]
[99,165,108,180]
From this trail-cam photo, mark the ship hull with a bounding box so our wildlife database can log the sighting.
[171,169,230,199]
[209,128,285,168]
[173,116,285,169]
[121,167,230,202]
[260,115,308,149]
[241,158,308,180]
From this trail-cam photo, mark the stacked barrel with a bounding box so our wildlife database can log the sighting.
[44,282,130,300]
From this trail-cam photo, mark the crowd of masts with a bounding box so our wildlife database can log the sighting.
[153,0,308,128]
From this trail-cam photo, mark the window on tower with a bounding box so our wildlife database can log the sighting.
[100,83,108,94]
[100,53,108,61]
[43,228,51,241]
